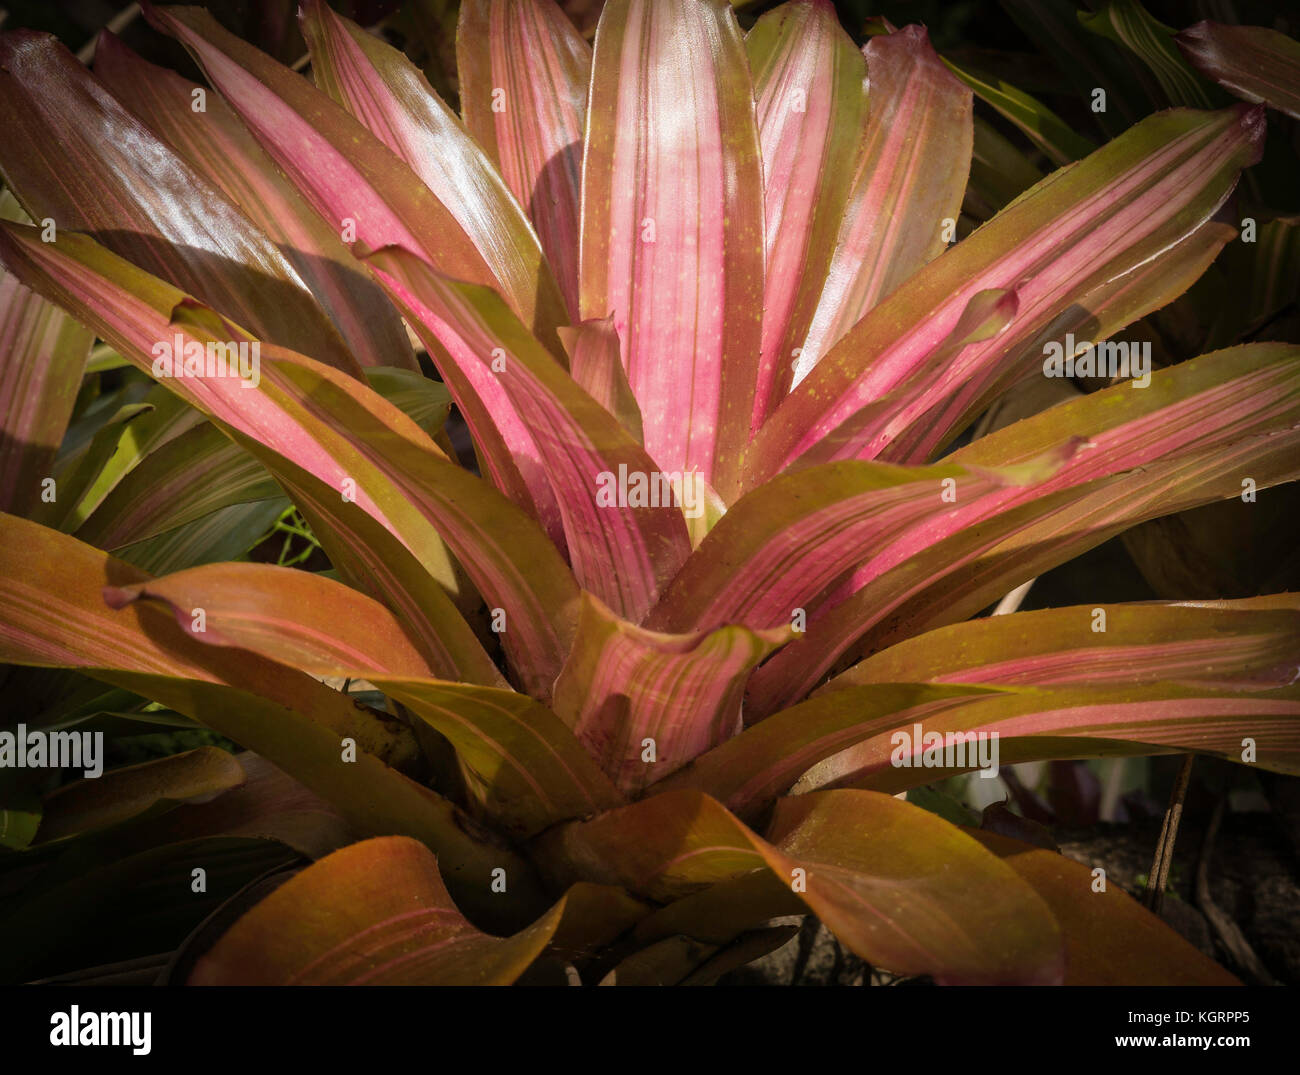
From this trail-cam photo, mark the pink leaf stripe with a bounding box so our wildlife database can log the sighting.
[557,316,644,443]
[366,246,691,621]
[869,216,1237,465]
[646,449,1076,633]
[665,679,1300,819]
[298,0,567,352]
[791,24,972,391]
[92,30,416,371]
[793,684,1300,796]
[828,597,1300,691]
[744,103,1265,486]
[580,0,764,500]
[0,30,360,376]
[551,595,788,794]
[458,0,592,319]
[746,0,867,426]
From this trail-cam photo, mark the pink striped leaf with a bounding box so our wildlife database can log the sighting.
[458,0,591,319]
[144,4,562,351]
[1176,22,1300,120]
[297,2,567,538]
[809,215,1237,469]
[91,30,415,372]
[653,683,998,819]
[828,596,1300,691]
[366,244,691,621]
[0,513,543,926]
[0,238,93,515]
[556,317,643,443]
[760,448,1300,716]
[744,343,1300,715]
[579,0,764,500]
[745,0,867,426]
[249,455,498,684]
[792,683,1300,796]
[550,595,788,795]
[863,215,1238,465]
[0,223,579,698]
[645,448,1075,634]
[102,562,446,679]
[370,260,565,542]
[189,836,566,985]
[103,563,617,836]
[0,30,360,376]
[535,788,1064,984]
[665,679,1300,819]
[298,0,568,354]
[790,25,972,392]
[744,103,1265,487]
[199,351,577,700]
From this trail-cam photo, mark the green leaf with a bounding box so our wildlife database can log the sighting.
[1079,0,1221,109]
[33,747,245,846]
[942,57,1096,166]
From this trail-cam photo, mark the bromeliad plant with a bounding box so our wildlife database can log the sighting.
[0,0,1298,985]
